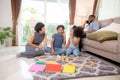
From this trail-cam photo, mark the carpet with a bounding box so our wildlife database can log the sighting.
[32,52,120,80]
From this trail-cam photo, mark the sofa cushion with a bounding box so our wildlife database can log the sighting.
[98,19,113,28]
[113,17,120,24]
[87,31,118,42]
[98,23,120,33]
[83,38,117,54]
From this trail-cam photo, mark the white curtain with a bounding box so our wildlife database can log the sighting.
[74,0,94,26]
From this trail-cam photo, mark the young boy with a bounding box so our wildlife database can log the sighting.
[44,25,66,55]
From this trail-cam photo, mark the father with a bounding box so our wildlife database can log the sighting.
[82,15,100,37]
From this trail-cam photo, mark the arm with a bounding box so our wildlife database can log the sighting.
[84,30,97,33]
[65,37,70,49]
[71,37,80,46]
[28,33,42,49]
[43,33,47,47]
[84,21,99,33]
[51,37,55,55]
[63,32,66,45]
[82,22,86,28]
[82,20,87,28]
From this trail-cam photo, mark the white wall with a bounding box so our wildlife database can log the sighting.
[0,0,12,27]
[0,0,12,47]
[98,0,120,20]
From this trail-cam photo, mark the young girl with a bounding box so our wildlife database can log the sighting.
[65,26,83,56]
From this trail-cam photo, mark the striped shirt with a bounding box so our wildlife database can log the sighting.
[84,21,100,31]
[52,33,64,48]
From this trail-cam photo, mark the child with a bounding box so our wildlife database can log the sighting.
[44,25,66,55]
[65,26,83,56]
[16,22,47,58]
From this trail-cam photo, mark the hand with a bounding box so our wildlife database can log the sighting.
[51,49,54,55]
[70,35,74,39]
[82,20,88,28]
[65,45,68,49]
[83,20,87,23]
[39,45,43,49]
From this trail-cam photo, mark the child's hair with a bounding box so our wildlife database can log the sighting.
[72,25,83,38]
[35,22,45,33]
[57,25,65,30]
[72,25,77,29]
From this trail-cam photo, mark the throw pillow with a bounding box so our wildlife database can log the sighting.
[87,31,118,42]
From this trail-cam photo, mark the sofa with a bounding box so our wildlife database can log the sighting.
[82,17,120,63]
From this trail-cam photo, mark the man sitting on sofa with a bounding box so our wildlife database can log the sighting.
[82,15,100,37]
[79,15,100,50]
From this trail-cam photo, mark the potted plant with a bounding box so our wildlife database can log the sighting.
[0,27,15,46]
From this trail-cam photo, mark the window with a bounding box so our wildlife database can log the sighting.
[18,0,69,45]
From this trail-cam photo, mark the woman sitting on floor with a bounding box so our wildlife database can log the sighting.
[17,22,47,58]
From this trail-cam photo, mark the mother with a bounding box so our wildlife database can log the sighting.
[17,22,47,58]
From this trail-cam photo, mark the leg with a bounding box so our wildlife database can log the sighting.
[79,38,83,51]
[73,48,80,56]
[20,48,44,58]
[20,52,37,58]
[66,47,73,56]
[54,48,66,55]
[17,46,35,58]
[44,46,51,53]
[20,46,44,58]
[81,32,86,38]
[34,49,44,57]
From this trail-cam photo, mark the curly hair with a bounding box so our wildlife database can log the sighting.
[56,25,65,30]
[72,25,83,38]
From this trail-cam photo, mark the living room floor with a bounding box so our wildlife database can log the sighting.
[0,46,120,80]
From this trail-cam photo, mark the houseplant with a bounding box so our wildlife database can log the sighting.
[0,27,15,45]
